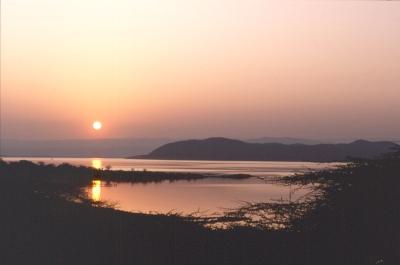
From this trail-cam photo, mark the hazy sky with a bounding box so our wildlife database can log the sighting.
[1,0,399,140]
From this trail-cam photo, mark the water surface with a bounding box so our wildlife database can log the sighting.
[3,157,341,177]
[87,177,312,215]
[3,157,340,215]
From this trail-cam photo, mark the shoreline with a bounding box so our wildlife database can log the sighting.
[1,154,399,264]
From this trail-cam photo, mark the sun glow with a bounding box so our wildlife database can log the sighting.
[92,121,102,130]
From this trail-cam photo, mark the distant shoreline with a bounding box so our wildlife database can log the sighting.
[2,156,343,163]
[0,159,253,184]
[1,157,343,178]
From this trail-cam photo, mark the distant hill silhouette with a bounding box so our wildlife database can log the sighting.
[132,137,399,162]
[246,137,322,145]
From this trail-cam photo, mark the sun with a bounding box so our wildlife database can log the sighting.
[92,121,102,130]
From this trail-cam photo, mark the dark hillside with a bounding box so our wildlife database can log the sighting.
[133,137,398,162]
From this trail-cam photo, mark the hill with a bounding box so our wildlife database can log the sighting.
[132,137,398,162]
[245,137,322,145]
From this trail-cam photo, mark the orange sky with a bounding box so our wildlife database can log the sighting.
[1,0,399,140]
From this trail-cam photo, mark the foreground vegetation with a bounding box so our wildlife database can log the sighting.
[0,153,399,265]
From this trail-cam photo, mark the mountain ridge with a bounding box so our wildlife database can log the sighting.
[132,137,399,162]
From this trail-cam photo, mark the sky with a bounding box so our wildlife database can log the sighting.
[1,0,400,140]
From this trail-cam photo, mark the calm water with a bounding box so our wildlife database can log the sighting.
[4,157,341,215]
[3,157,341,176]
[86,178,313,215]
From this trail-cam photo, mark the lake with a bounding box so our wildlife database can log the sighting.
[86,178,315,215]
[3,157,341,215]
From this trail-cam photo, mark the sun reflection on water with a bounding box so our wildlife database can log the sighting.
[91,180,102,202]
[91,159,103,170]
